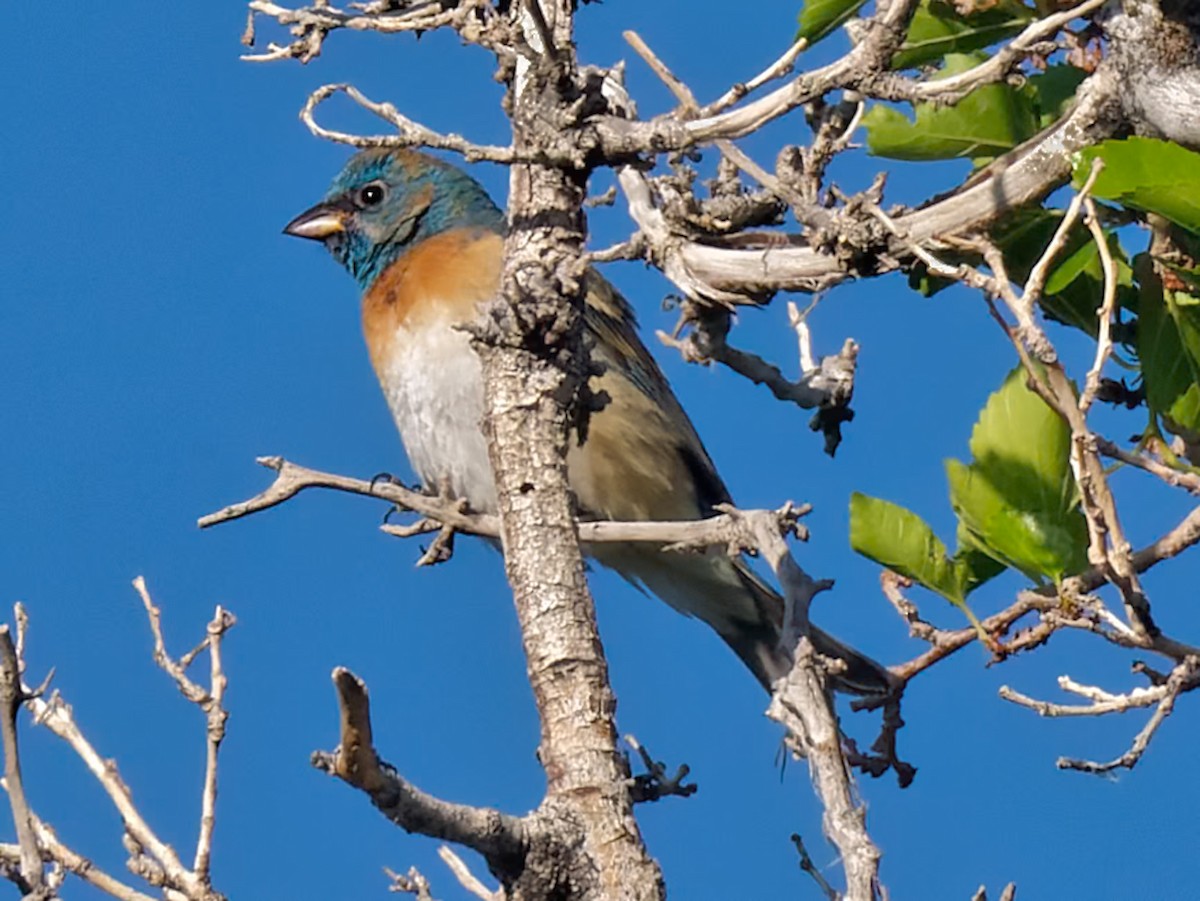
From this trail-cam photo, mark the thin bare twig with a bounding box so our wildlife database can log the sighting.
[1078,192,1118,413]
[130,577,232,881]
[436,846,499,901]
[0,625,43,894]
[901,0,1109,102]
[300,83,519,161]
[385,864,438,900]
[1001,657,1200,774]
[28,813,158,901]
[194,606,233,880]
[701,38,809,117]
[243,0,492,63]
[201,455,818,553]
[791,833,837,901]
[750,512,882,900]
[16,594,230,900]
[1097,438,1200,494]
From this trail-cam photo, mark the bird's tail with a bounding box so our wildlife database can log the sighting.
[717,563,893,696]
[724,567,894,696]
[593,544,893,696]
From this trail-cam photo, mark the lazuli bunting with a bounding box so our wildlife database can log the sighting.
[284,148,888,696]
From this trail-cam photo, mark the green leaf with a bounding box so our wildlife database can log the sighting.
[947,368,1089,582]
[1027,65,1087,129]
[1137,255,1200,435]
[849,493,965,603]
[1040,231,1135,335]
[953,521,1007,594]
[1074,138,1200,235]
[863,53,1039,162]
[893,0,1035,70]
[797,0,867,43]
[850,494,994,633]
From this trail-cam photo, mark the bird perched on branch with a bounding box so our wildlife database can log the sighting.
[284,147,889,696]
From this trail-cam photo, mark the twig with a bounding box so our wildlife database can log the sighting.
[588,234,647,263]
[27,813,158,901]
[879,161,1160,653]
[1000,183,1156,638]
[194,606,233,880]
[651,295,858,456]
[132,577,209,704]
[624,735,697,803]
[437,846,500,901]
[769,639,881,901]
[900,0,1109,102]
[1096,438,1200,494]
[622,31,697,112]
[299,83,520,161]
[889,499,1200,682]
[201,455,821,552]
[972,885,1017,901]
[620,66,1122,298]
[1023,161,1106,318]
[312,668,525,867]
[1078,192,1118,413]
[0,626,43,894]
[385,865,438,900]
[131,577,233,882]
[19,597,228,900]
[750,513,883,899]
[1000,679,1165,718]
[623,31,828,226]
[791,833,837,901]
[701,39,809,117]
[243,0,491,63]
[1001,657,1200,774]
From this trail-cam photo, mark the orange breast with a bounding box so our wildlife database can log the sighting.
[361,228,504,377]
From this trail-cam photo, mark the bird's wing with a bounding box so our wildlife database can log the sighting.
[574,270,731,521]
[573,270,892,695]
[570,272,784,679]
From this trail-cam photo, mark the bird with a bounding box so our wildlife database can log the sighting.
[283,147,890,696]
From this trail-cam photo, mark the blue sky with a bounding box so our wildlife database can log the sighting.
[3,3,1197,899]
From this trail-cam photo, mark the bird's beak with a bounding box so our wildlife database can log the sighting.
[283,202,349,241]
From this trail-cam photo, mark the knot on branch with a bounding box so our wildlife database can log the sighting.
[646,162,787,245]
[809,179,895,277]
[807,338,858,456]
[624,736,697,804]
[700,502,812,559]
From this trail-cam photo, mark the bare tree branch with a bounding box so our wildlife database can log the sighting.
[741,512,884,900]
[243,0,499,63]
[299,83,521,161]
[312,668,526,869]
[436,846,500,901]
[14,593,230,901]
[200,455,825,554]
[0,625,44,896]
[0,816,160,901]
[1001,656,1200,774]
[625,63,1123,300]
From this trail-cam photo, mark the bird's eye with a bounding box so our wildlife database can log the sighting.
[357,182,386,207]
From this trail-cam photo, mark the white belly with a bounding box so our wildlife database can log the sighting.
[379,317,498,511]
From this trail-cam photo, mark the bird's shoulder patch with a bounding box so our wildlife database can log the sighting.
[361,228,503,375]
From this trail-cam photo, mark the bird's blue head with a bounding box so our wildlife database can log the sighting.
[284,148,506,290]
